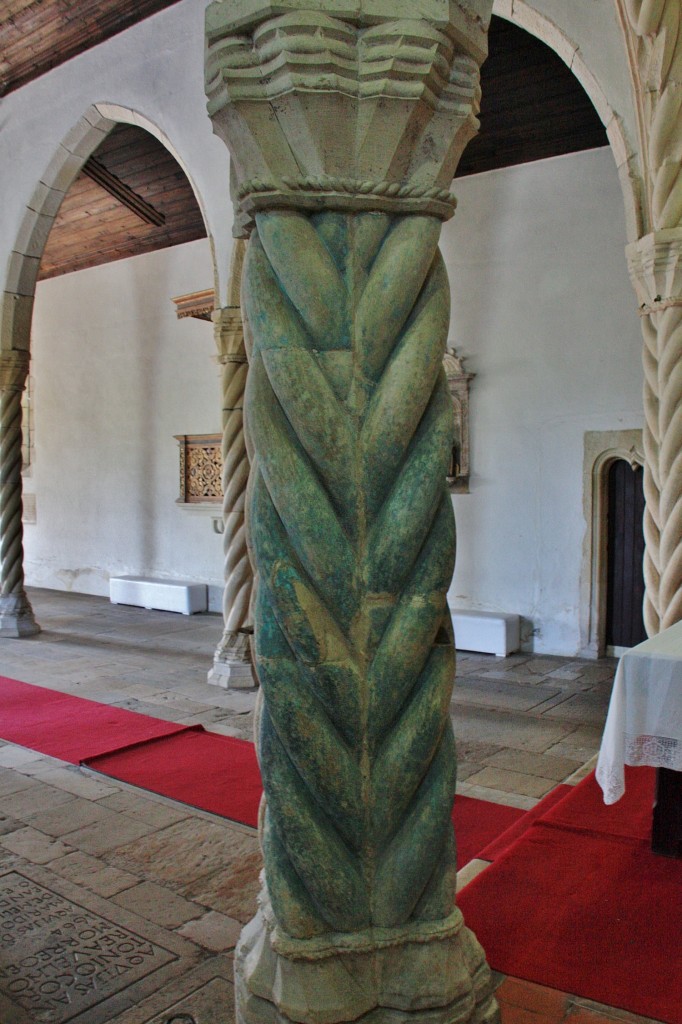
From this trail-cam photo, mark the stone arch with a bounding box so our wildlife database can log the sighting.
[2,102,215,358]
[580,430,645,657]
[492,0,644,242]
[0,103,217,636]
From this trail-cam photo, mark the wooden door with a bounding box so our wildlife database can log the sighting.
[605,459,646,649]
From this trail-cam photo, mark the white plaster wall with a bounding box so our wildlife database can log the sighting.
[443,146,644,655]
[24,238,226,607]
[24,148,643,654]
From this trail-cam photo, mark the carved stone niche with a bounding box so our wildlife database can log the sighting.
[444,348,474,493]
[175,434,223,504]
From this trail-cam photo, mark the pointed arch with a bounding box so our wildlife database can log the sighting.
[492,0,644,242]
[1,102,216,358]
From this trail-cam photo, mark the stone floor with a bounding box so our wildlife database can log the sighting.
[0,588,662,1024]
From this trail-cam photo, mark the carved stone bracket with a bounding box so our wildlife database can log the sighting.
[627,229,682,314]
[0,351,30,394]
[444,348,474,493]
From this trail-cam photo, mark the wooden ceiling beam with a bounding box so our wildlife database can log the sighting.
[81,157,166,227]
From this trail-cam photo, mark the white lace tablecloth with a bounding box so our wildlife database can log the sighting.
[596,619,682,805]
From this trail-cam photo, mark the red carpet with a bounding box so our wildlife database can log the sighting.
[453,794,524,867]
[1,676,529,853]
[477,783,571,861]
[458,766,682,1024]
[0,675,190,763]
[85,729,263,827]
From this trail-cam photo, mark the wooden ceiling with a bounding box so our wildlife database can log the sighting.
[3,3,608,280]
[457,17,607,177]
[0,0,181,97]
[38,125,206,280]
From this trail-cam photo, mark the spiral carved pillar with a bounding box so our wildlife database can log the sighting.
[621,0,682,633]
[0,352,40,638]
[206,3,497,1023]
[627,233,682,633]
[208,242,256,689]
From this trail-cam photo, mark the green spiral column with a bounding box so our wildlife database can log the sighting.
[206,4,496,1023]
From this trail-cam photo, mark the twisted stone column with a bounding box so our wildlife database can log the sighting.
[622,0,682,633]
[628,234,682,633]
[0,352,40,638]
[206,3,497,1023]
[208,242,256,689]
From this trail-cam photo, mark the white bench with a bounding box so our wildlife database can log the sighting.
[109,576,208,615]
[450,608,520,658]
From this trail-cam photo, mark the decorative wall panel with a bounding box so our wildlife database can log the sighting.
[175,433,222,504]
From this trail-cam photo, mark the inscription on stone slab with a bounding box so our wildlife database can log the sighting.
[0,872,176,1023]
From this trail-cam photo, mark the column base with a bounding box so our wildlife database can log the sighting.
[235,894,500,1024]
[207,628,256,689]
[0,591,41,638]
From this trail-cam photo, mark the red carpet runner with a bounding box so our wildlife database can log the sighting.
[0,675,190,763]
[459,766,682,1024]
[0,676,525,858]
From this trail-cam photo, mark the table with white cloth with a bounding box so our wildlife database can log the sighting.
[596,618,682,857]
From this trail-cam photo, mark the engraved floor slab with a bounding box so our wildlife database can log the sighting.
[0,866,199,1024]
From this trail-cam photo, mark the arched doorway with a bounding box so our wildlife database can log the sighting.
[605,458,646,654]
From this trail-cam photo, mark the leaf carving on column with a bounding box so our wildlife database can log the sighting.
[244,210,458,937]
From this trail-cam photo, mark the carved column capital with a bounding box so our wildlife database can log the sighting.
[212,306,247,363]
[206,0,492,233]
[0,351,30,393]
[627,229,682,315]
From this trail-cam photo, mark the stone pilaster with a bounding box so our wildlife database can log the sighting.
[0,351,40,638]
[208,245,255,688]
[206,4,497,1023]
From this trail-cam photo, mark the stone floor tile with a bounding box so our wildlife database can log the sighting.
[452,678,562,712]
[0,745,45,768]
[0,768,39,797]
[49,848,141,896]
[178,909,243,951]
[543,726,605,762]
[484,749,582,781]
[456,857,490,892]
[25,796,119,836]
[536,692,611,725]
[565,1010,635,1024]
[451,707,574,753]
[108,956,235,1024]
[9,752,66,776]
[95,789,192,828]
[464,767,556,798]
[0,814,22,836]
[0,825,73,863]
[1,780,76,819]
[564,754,599,785]
[34,765,121,799]
[496,977,568,1018]
[65,813,158,856]
[456,783,538,811]
[112,880,204,927]
[108,818,263,923]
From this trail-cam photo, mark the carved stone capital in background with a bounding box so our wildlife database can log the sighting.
[0,351,30,393]
[206,0,492,233]
[213,306,247,363]
[627,229,682,314]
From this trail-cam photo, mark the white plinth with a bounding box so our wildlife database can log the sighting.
[110,576,208,615]
[450,609,520,658]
